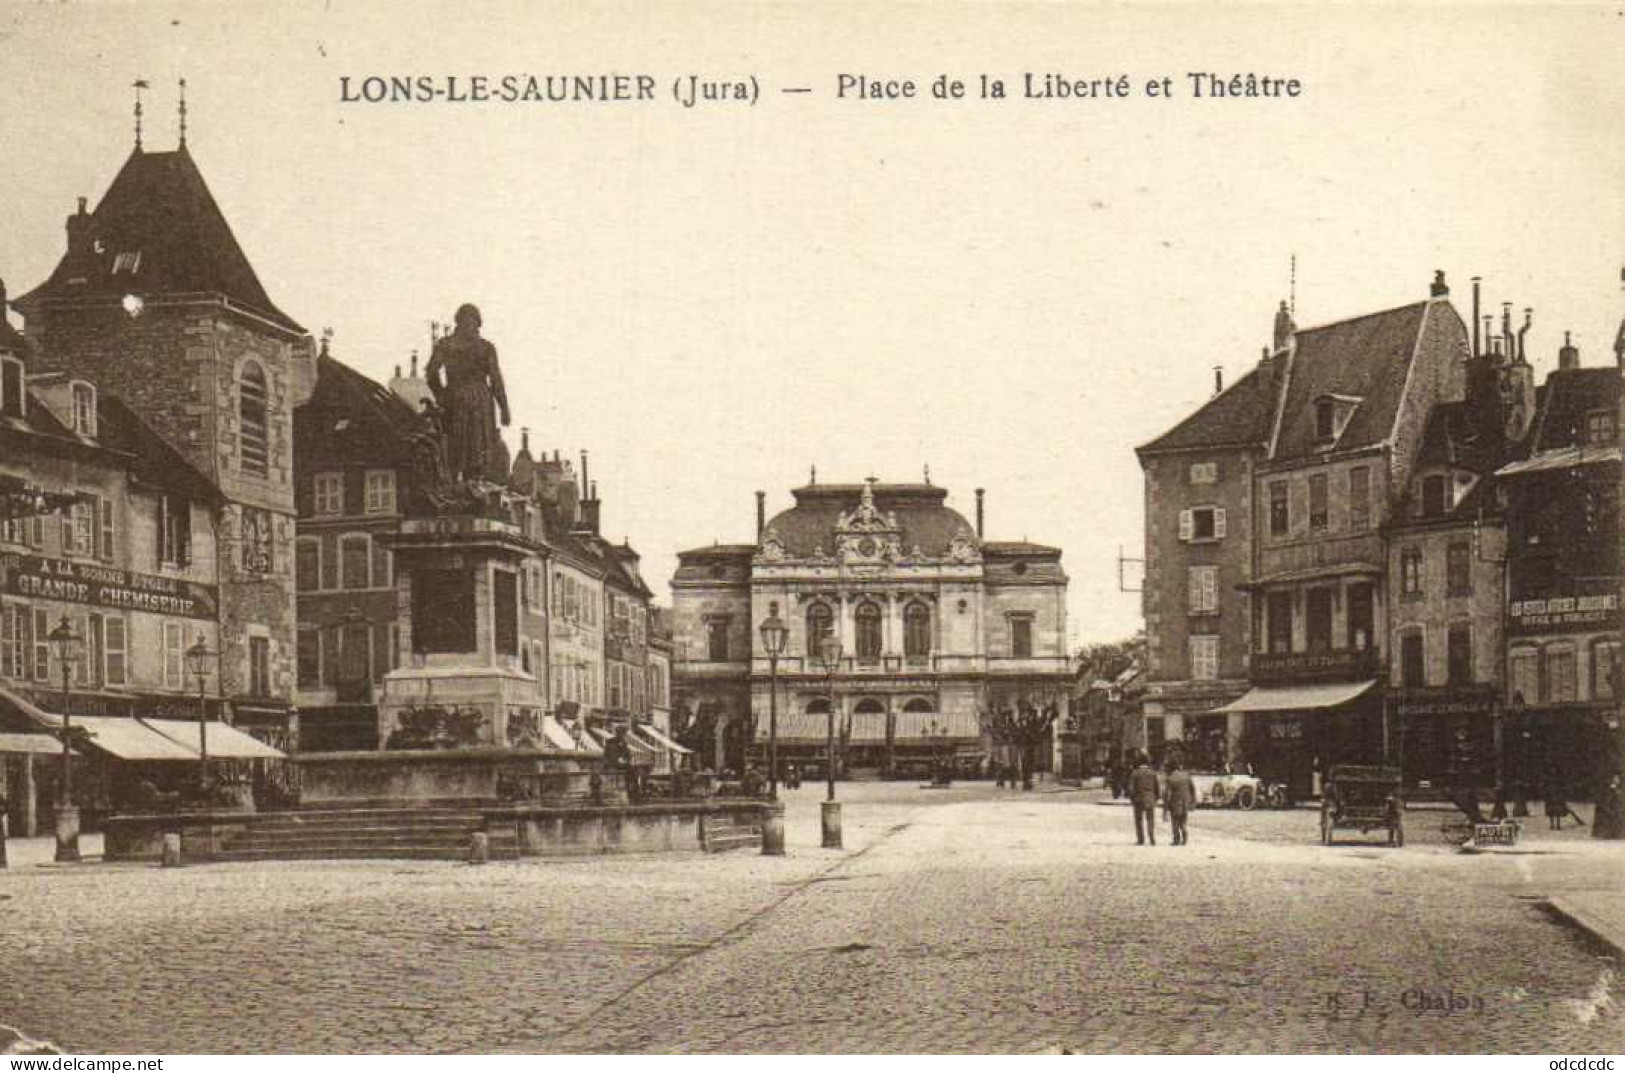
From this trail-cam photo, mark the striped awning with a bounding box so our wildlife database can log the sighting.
[756,710,982,744]
[0,732,76,756]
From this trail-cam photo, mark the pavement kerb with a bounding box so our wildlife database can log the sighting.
[1540,896,1625,960]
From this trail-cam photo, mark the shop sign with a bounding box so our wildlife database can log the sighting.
[1393,686,1497,719]
[1253,648,1378,684]
[0,553,217,621]
[1509,593,1620,634]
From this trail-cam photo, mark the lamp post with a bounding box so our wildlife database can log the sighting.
[1510,694,1530,818]
[185,635,215,797]
[47,618,83,863]
[758,603,788,856]
[818,634,843,848]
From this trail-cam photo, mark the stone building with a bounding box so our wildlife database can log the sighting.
[291,345,421,750]
[670,477,1070,778]
[13,137,314,745]
[1496,346,1621,803]
[0,304,268,831]
[1136,347,1279,768]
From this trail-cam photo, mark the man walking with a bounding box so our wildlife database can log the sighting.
[1164,759,1196,846]
[1128,752,1160,845]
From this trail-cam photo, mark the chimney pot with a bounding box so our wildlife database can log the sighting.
[1430,270,1449,297]
[521,427,530,452]
[755,490,766,539]
[393,364,401,379]
[1558,330,1580,371]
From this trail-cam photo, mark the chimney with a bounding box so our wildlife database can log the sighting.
[582,480,601,534]
[755,491,766,539]
[520,427,531,454]
[1430,270,1449,298]
[974,488,985,538]
[1558,331,1580,371]
[580,450,590,492]
[1517,308,1532,364]
[1213,365,1224,396]
[410,351,419,378]
[65,197,94,262]
[1471,277,1482,356]
[1272,300,1295,351]
[1501,303,1514,359]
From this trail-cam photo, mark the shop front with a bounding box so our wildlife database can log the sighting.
[1391,685,1498,799]
[1216,655,1383,800]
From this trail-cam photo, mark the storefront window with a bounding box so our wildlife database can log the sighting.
[1544,646,1577,703]
[1400,631,1425,688]
[1594,640,1622,700]
[1508,648,1539,706]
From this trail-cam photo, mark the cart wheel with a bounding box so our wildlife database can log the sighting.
[1236,785,1257,811]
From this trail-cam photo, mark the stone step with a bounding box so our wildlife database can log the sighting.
[703,832,763,853]
[261,808,487,824]
[248,815,482,834]
[214,844,520,863]
[225,830,484,850]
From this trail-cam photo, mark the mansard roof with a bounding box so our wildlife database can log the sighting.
[1527,366,1621,455]
[762,481,977,559]
[1137,364,1279,455]
[19,146,304,334]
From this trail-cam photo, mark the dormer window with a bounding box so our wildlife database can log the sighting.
[0,355,23,419]
[1585,410,1617,447]
[1420,473,1450,517]
[1313,393,1362,449]
[112,251,142,275]
[70,380,97,437]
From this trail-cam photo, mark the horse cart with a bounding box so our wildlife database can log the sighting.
[1319,765,1405,847]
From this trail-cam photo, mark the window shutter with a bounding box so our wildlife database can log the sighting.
[62,508,73,553]
[178,502,192,566]
[1213,508,1227,539]
[1177,509,1193,542]
[99,496,114,561]
[156,496,169,567]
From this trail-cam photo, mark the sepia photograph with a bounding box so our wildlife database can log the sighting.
[0,0,1621,1058]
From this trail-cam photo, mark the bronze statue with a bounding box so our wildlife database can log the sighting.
[425,303,511,484]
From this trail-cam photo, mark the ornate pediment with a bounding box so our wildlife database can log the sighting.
[947,527,981,563]
[755,527,787,563]
[835,481,902,564]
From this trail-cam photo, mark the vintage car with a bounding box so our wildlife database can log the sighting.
[1189,770,1263,809]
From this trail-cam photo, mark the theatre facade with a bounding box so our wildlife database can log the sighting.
[670,477,1071,778]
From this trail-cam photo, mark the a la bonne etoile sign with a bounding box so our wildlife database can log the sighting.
[0,554,218,621]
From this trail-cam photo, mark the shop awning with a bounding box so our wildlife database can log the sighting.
[0,732,76,756]
[540,717,582,752]
[42,715,200,761]
[1212,680,1378,714]
[637,724,693,755]
[144,720,285,760]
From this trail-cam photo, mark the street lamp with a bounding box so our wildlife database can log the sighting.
[758,603,788,857]
[1509,693,1530,818]
[47,617,83,863]
[817,634,843,849]
[185,635,215,797]
[758,603,788,800]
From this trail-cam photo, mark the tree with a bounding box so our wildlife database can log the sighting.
[981,699,1061,791]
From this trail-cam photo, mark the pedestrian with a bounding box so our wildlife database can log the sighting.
[1128,751,1160,846]
[1544,773,1567,831]
[1164,759,1196,846]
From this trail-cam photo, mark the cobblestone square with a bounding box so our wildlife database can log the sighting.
[2,783,1621,1054]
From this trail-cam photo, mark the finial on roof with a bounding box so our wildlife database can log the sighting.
[924,463,931,485]
[409,350,418,377]
[1289,253,1297,314]
[319,327,333,358]
[178,78,188,147]
[132,79,149,150]
[809,464,817,485]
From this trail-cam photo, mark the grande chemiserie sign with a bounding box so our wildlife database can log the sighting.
[1508,593,1619,633]
[0,553,218,621]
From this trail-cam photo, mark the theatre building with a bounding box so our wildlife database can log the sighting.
[1496,346,1621,803]
[670,477,1070,778]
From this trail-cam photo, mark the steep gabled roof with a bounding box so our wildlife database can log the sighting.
[1137,364,1278,455]
[1271,301,1432,460]
[294,353,421,471]
[1528,367,1621,454]
[19,146,303,334]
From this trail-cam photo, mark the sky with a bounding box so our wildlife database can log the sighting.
[1,2,1622,644]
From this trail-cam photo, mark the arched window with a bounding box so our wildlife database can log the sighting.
[806,697,830,715]
[903,697,933,713]
[806,602,833,658]
[904,602,931,659]
[853,698,885,715]
[855,602,882,661]
[239,361,269,477]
